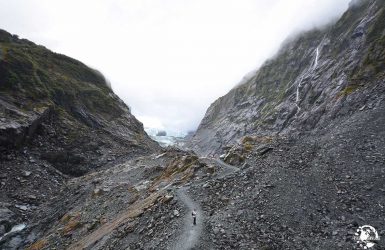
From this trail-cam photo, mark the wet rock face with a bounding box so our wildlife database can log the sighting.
[0,104,52,148]
[189,0,385,156]
[0,29,160,176]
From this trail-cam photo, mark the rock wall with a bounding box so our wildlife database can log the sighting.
[190,0,385,156]
[0,29,160,175]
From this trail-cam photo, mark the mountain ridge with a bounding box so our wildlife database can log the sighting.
[189,0,385,156]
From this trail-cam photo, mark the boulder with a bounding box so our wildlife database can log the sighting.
[156,131,167,136]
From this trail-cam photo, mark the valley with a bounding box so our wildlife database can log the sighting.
[1,0,385,249]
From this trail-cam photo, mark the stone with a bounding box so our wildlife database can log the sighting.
[256,146,273,156]
[27,195,37,200]
[163,194,174,203]
[15,205,28,211]
[23,171,32,177]
[93,188,103,196]
[207,165,215,174]
[87,219,99,231]
[173,210,180,217]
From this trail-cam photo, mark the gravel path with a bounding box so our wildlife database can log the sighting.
[210,158,239,178]
[170,158,238,250]
[171,187,203,250]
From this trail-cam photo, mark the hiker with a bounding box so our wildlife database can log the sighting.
[192,209,197,225]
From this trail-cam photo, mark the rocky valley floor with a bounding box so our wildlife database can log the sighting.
[1,101,384,249]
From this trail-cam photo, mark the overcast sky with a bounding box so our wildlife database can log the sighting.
[0,0,351,135]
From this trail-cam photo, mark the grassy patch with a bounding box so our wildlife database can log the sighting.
[337,84,360,97]
[241,136,255,151]
[60,212,82,236]
[243,143,254,152]
[241,136,254,144]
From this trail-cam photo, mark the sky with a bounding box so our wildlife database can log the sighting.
[0,0,351,135]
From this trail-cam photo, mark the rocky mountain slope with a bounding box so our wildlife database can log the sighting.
[189,0,385,156]
[0,29,160,248]
[176,0,385,248]
[0,29,159,174]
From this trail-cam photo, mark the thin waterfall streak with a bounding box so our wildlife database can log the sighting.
[295,76,303,111]
[296,43,321,113]
[314,47,319,70]
[296,82,300,103]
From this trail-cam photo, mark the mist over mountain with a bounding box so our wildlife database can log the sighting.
[0,0,352,135]
[189,0,385,156]
[1,0,385,249]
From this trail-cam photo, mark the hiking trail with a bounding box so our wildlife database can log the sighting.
[170,157,238,250]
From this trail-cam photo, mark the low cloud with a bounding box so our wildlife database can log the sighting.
[0,0,351,134]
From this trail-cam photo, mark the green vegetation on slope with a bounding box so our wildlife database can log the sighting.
[0,29,122,120]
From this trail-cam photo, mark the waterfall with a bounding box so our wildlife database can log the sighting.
[295,77,303,111]
[296,45,321,112]
[296,81,301,103]
[313,47,319,70]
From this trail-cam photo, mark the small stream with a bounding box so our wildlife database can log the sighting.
[0,223,27,241]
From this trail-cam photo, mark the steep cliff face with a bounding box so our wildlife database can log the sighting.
[0,29,159,175]
[190,0,385,156]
